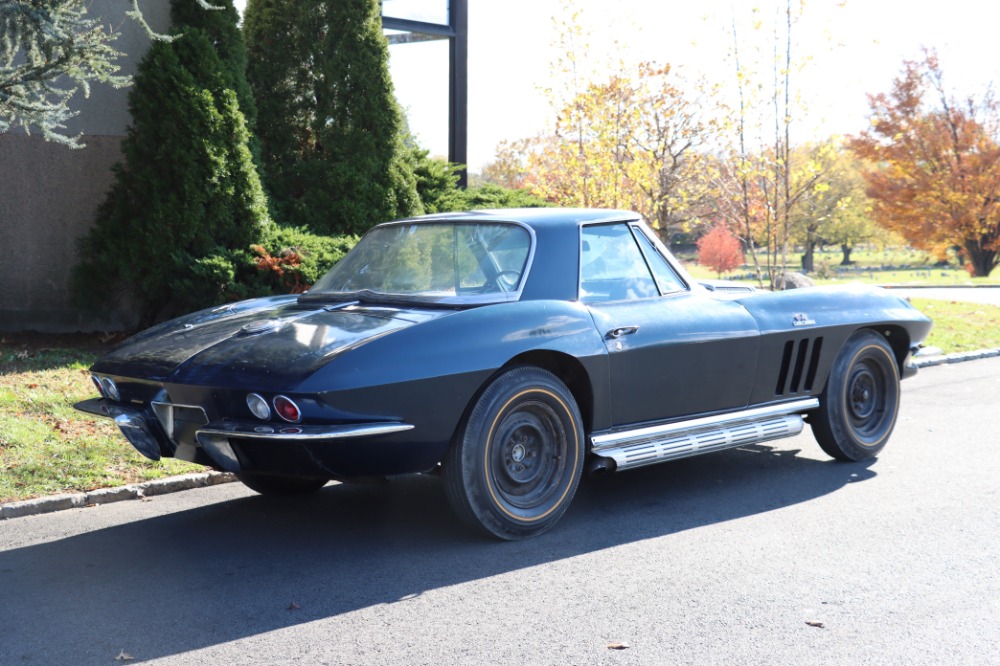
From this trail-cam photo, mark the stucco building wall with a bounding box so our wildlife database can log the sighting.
[0,0,170,332]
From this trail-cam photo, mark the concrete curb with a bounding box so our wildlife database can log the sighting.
[912,347,1000,368]
[0,471,236,521]
[883,284,1000,289]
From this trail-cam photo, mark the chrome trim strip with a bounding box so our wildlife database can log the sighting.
[74,397,140,420]
[113,413,162,461]
[73,399,163,460]
[593,414,806,471]
[591,398,819,451]
[196,420,414,442]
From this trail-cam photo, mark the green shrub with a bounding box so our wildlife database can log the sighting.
[459,184,551,210]
[244,0,420,235]
[250,226,358,293]
[72,1,269,329]
[409,147,550,213]
[410,147,465,214]
[814,258,835,280]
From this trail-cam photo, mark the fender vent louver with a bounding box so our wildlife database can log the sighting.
[776,337,823,396]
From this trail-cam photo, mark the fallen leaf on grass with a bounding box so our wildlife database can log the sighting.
[805,621,825,629]
[607,642,630,650]
[115,649,135,661]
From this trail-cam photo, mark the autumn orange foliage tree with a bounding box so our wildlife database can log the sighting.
[697,223,745,278]
[850,51,1000,277]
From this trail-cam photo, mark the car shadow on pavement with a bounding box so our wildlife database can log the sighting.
[0,440,875,664]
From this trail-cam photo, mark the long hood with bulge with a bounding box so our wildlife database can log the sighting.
[92,296,449,389]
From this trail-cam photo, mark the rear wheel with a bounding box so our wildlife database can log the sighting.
[444,367,585,540]
[236,473,328,496]
[812,330,901,461]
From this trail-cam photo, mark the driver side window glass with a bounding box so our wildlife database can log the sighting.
[632,226,688,294]
[580,224,658,302]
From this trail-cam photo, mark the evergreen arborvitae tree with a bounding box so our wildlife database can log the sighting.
[171,0,258,136]
[72,0,270,328]
[244,0,421,235]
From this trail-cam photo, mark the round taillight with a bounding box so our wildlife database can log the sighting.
[100,376,120,402]
[273,395,301,423]
[246,393,271,420]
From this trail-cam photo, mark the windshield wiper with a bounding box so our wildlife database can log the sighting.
[298,290,361,304]
[299,289,436,307]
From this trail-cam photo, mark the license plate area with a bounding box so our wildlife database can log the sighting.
[151,401,210,447]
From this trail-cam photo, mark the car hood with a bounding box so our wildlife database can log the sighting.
[92,297,449,388]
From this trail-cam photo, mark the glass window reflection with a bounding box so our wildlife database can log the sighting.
[580,225,659,303]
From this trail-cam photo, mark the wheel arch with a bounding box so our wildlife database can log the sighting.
[500,350,595,435]
[858,324,912,374]
[446,349,596,454]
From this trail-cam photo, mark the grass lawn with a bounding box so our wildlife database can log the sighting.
[2,290,998,504]
[911,298,1000,353]
[0,341,200,503]
[680,243,1000,287]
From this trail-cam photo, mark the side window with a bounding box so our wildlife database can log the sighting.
[580,224,659,302]
[632,226,688,294]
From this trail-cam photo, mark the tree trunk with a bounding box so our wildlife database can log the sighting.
[840,244,854,265]
[801,240,815,273]
[966,243,998,277]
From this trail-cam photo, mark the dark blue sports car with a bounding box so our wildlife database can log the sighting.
[77,209,932,539]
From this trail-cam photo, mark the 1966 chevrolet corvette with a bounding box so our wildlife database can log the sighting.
[77,209,932,539]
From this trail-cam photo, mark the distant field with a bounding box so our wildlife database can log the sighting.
[679,245,1000,287]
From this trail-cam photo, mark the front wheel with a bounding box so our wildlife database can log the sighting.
[812,330,901,461]
[444,367,585,540]
[236,473,328,496]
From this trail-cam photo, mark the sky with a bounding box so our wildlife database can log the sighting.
[236,1,1000,172]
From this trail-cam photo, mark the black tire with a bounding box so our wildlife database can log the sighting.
[444,366,585,540]
[812,330,901,461]
[236,473,328,496]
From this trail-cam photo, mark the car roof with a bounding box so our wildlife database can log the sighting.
[391,208,643,231]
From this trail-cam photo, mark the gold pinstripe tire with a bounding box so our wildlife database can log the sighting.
[812,330,901,462]
[445,367,585,540]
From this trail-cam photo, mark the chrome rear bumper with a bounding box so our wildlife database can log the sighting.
[74,397,414,473]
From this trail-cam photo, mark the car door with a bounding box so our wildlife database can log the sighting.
[581,222,761,427]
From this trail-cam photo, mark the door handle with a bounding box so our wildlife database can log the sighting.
[606,325,639,339]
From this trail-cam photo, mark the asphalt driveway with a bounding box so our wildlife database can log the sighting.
[1,357,998,665]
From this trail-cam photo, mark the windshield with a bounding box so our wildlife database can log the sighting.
[305,221,533,305]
